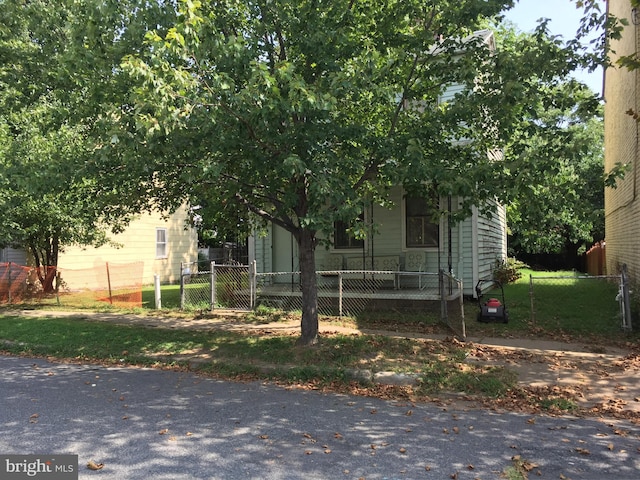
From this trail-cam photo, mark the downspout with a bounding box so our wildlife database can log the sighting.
[447,196,453,274]
[471,205,480,298]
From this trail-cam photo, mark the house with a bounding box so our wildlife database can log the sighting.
[56,205,198,288]
[250,191,506,299]
[0,247,27,265]
[604,0,640,285]
[249,31,507,299]
[1,205,198,290]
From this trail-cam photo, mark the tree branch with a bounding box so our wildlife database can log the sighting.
[233,191,296,232]
[353,7,438,191]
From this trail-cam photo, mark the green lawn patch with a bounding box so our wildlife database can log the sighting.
[463,268,628,341]
[0,312,517,400]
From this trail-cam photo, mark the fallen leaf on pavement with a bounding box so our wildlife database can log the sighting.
[86,460,104,471]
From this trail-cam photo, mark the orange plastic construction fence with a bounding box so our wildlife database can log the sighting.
[58,261,144,308]
[1,261,144,308]
[0,262,36,303]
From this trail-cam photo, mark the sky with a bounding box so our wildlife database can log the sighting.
[502,0,604,94]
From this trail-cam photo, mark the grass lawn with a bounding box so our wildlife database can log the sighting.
[0,311,515,400]
[0,267,637,412]
[461,269,625,340]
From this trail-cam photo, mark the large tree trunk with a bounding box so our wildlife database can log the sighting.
[29,236,59,294]
[296,228,319,346]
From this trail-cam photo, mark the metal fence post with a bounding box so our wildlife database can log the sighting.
[621,264,632,332]
[529,274,535,325]
[338,272,343,316]
[458,279,465,340]
[250,261,257,310]
[180,261,185,310]
[154,274,161,309]
[7,262,12,304]
[439,270,447,323]
[214,261,216,310]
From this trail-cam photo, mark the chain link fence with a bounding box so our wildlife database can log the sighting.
[528,273,628,335]
[181,262,465,336]
[180,262,252,310]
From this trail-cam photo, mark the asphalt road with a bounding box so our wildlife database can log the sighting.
[1,355,639,480]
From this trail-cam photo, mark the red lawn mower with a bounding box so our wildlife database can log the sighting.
[475,279,509,323]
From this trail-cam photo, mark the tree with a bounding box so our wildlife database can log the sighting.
[95,0,610,345]
[482,20,607,261]
[0,107,110,291]
[0,0,177,291]
[506,110,605,263]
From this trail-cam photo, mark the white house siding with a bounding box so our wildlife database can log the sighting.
[312,186,441,273]
[457,215,475,294]
[438,83,465,104]
[257,186,506,297]
[252,227,273,274]
[474,201,507,283]
[57,205,197,287]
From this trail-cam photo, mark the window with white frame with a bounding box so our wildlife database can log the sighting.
[156,228,168,258]
[405,194,439,248]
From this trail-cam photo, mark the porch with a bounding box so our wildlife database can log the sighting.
[180,262,466,335]
[253,269,463,317]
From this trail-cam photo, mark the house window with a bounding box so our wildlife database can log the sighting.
[156,228,168,258]
[405,195,439,248]
[334,214,365,249]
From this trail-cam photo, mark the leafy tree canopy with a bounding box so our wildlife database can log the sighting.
[94,0,611,344]
[0,0,177,290]
[0,0,617,342]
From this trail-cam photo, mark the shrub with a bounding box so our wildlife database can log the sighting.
[493,258,527,284]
